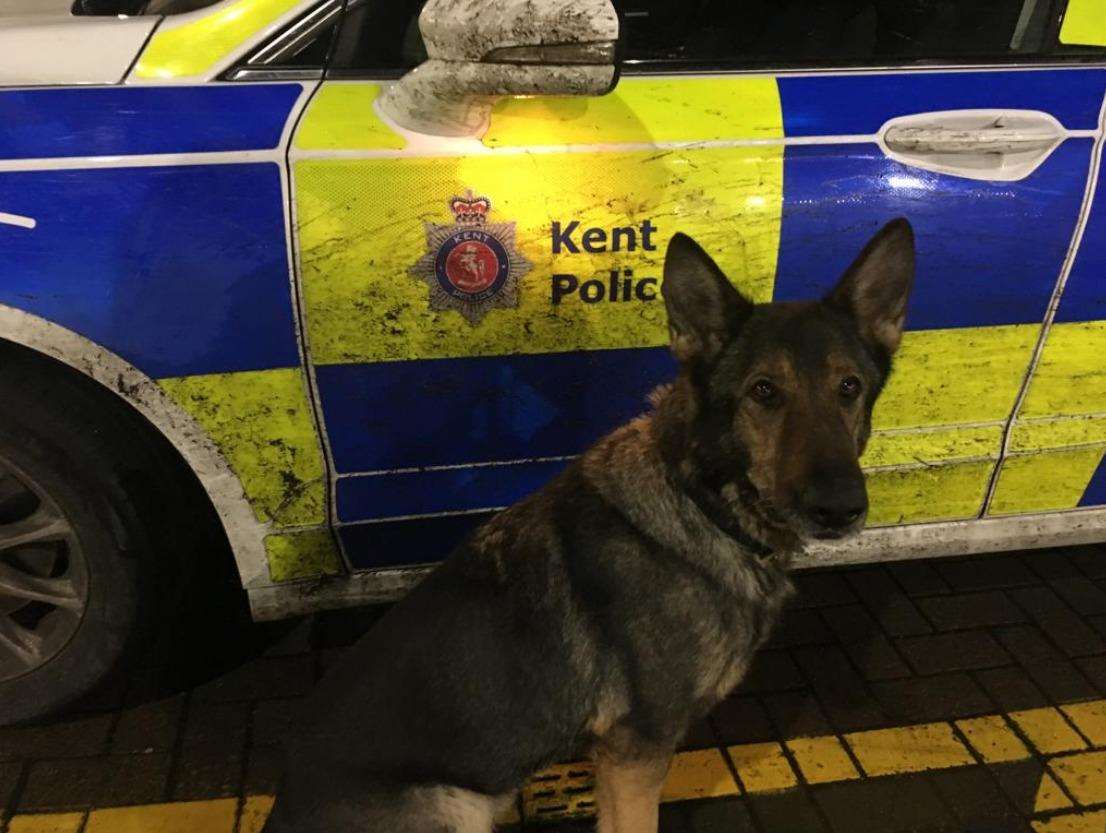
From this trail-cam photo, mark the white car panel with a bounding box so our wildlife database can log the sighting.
[0,15,157,86]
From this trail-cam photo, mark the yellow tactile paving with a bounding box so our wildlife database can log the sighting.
[844,722,975,776]
[726,742,799,793]
[786,735,861,785]
[956,715,1032,763]
[1011,708,1090,755]
[1050,751,1106,807]
[83,798,238,833]
[660,748,740,801]
[6,814,85,833]
[1036,772,1076,813]
[1062,702,1106,747]
[239,795,275,833]
[1033,810,1106,833]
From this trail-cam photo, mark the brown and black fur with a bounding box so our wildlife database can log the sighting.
[264,219,916,833]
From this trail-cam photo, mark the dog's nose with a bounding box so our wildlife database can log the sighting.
[802,476,868,530]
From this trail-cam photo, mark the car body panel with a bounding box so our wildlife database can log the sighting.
[129,0,308,83]
[0,163,296,378]
[289,70,1106,571]
[0,0,79,13]
[992,142,1106,516]
[0,15,156,87]
[0,85,301,159]
[0,78,337,599]
[1060,0,1106,48]
[1,0,1106,617]
[775,70,1106,134]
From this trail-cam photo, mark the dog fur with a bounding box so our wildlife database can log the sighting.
[264,218,915,833]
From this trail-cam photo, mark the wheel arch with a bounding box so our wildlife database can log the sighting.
[0,303,272,590]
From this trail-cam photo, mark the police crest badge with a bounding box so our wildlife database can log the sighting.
[410,190,531,325]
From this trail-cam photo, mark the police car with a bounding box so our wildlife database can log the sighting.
[1,0,1105,722]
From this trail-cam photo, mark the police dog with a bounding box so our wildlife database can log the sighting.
[265,219,915,833]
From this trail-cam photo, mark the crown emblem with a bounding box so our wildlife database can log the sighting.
[449,190,491,226]
[409,188,531,325]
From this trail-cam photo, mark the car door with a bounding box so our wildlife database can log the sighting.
[291,0,1106,571]
[115,0,342,586]
[987,0,1106,520]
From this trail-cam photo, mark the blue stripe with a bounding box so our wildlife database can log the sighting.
[339,513,493,570]
[315,347,676,474]
[1079,454,1106,508]
[1057,161,1106,324]
[774,139,1091,330]
[0,164,299,378]
[0,85,301,159]
[778,70,1106,136]
[337,459,570,522]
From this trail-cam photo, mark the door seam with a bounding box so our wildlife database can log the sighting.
[980,90,1106,516]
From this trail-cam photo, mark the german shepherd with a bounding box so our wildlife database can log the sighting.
[264,218,915,833]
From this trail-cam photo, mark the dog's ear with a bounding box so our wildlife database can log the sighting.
[663,233,753,364]
[827,218,915,360]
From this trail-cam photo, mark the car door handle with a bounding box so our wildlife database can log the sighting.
[878,110,1065,182]
[884,124,1059,155]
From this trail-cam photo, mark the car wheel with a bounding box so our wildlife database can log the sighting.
[0,334,248,724]
[0,404,152,723]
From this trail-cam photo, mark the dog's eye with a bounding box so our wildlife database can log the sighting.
[840,376,862,400]
[750,379,778,403]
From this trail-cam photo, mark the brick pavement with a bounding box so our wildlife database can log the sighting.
[5,546,1106,831]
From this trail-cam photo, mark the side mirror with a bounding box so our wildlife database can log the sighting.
[379,0,619,137]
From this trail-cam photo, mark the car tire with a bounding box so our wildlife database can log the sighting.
[0,347,221,724]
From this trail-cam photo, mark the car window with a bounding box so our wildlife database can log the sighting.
[619,0,1104,69]
[328,0,1102,77]
[230,0,342,77]
[329,0,426,77]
